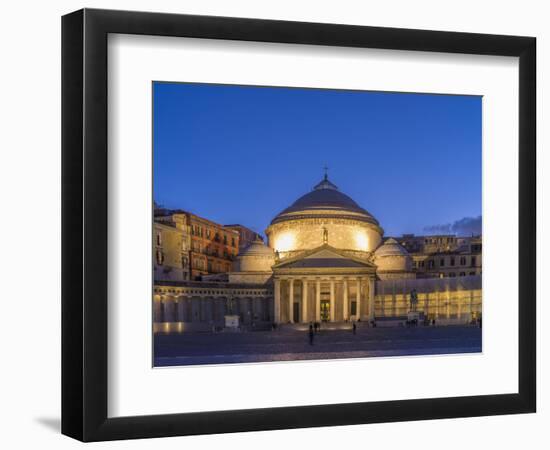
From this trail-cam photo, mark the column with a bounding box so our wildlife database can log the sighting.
[424,292,429,316]
[329,279,335,322]
[315,279,321,322]
[240,297,250,324]
[177,296,185,322]
[342,278,348,321]
[457,297,462,322]
[302,279,309,323]
[446,292,451,319]
[274,278,281,323]
[192,297,200,322]
[153,295,162,322]
[288,279,294,323]
[368,277,375,320]
[253,297,261,321]
[356,279,361,320]
[167,296,173,322]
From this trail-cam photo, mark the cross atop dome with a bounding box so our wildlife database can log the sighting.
[314,166,338,191]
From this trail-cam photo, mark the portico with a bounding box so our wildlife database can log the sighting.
[272,244,377,324]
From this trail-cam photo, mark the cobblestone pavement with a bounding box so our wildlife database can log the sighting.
[154,325,482,367]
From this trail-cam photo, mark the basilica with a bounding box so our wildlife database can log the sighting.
[153,174,482,330]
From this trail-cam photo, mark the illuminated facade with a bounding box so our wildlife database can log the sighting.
[154,175,482,329]
[153,214,191,282]
[155,208,240,280]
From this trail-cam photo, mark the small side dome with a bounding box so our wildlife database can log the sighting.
[233,237,275,272]
[374,238,412,272]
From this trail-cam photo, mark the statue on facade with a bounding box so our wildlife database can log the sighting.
[227,296,235,315]
[409,289,418,312]
[323,227,328,244]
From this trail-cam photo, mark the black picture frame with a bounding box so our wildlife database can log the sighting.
[62,8,536,442]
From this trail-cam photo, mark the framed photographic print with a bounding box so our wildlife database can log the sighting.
[62,8,536,442]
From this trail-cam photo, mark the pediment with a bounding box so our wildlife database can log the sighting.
[304,248,346,260]
[273,244,376,270]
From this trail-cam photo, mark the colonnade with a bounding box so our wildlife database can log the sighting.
[273,276,376,324]
[153,295,272,324]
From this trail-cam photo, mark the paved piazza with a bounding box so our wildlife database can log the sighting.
[154,325,482,367]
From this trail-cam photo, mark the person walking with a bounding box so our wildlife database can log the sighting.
[309,324,314,345]
[352,322,357,335]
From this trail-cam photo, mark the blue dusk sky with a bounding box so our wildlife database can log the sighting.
[153,82,482,237]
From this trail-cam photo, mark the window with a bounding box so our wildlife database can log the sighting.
[469,271,476,276]
[450,257,455,266]
[231,237,236,247]
[206,229,211,239]
[460,257,466,265]
[471,256,477,266]
[440,258,445,267]
[420,261,425,268]
[223,235,228,245]
[428,260,434,269]
[459,272,466,277]
[470,243,481,252]
[449,272,456,277]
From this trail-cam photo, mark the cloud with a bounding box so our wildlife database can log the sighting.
[423,215,482,236]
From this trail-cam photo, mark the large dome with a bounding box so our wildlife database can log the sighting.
[270,175,380,226]
[266,175,383,254]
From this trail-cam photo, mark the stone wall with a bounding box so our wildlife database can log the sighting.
[266,218,382,254]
